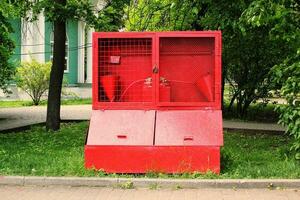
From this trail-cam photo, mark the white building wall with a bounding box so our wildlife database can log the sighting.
[21,13,45,63]
[85,0,105,84]
[77,21,86,84]
[86,28,93,84]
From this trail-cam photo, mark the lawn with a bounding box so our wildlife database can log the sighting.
[0,98,92,108]
[0,122,299,178]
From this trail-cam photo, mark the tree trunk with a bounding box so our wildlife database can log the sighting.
[46,0,66,131]
[228,90,239,112]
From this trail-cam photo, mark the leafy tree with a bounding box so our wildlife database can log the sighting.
[95,0,130,31]
[242,0,300,157]
[125,0,206,31]
[200,0,292,116]
[273,53,300,158]
[0,1,16,93]
[7,0,128,131]
[11,0,101,130]
[15,60,51,105]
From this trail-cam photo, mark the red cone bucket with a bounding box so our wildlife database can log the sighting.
[100,75,119,101]
[196,74,213,102]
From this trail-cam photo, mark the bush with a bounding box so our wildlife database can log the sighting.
[15,60,51,105]
[272,51,300,159]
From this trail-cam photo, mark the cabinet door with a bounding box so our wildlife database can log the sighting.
[155,32,221,108]
[87,110,155,146]
[94,33,157,109]
[155,110,223,146]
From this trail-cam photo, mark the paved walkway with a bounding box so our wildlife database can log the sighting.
[0,105,91,131]
[0,105,285,132]
[0,186,299,200]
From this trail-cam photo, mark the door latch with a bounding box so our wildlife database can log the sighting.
[152,64,159,74]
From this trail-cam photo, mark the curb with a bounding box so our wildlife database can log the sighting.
[0,176,299,189]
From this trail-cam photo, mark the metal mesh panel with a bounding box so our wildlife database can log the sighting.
[98,38,152,103]
[159,37,215,103]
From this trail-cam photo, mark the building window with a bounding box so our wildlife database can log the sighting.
[50,33,69,72]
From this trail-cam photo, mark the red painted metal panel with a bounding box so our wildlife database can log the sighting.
[155,110,223,146]
[93,33,156,109]
[85,145,220,173]
[92,33,99,109]
[156,32,222,109]
[86,110,155,146]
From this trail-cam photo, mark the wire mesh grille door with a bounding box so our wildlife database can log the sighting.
[159,37,215,103]
[98,38,153,103]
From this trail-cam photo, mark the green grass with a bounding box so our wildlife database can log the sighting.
[0,122,299,178]
[0,98,92,108]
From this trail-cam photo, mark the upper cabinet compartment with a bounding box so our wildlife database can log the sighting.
[98,37,153,103]
[93,32,221,110]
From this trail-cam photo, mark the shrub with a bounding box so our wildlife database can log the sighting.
[15,60,51,105]
[272,51,300,159]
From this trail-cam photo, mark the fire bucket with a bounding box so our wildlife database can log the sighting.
[100,75,119,102]
[196,73,213,102]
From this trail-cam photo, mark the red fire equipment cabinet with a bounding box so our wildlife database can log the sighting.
[85,31,223,174]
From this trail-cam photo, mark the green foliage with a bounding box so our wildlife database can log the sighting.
[201,0,290,116]
[14,0,126,29]
[15,60,52,105]
[13,0,94,23]
[95,0,130,31]
[0,1,16,93]
[273,53,300,158]
[0,123,299,178]
[242,0,300,158]
[125,0,206,31]
[124,0,291,117]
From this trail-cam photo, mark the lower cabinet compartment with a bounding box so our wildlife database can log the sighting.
[85,110,223,173]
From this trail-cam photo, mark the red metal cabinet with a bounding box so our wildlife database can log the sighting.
[86,31,222,174]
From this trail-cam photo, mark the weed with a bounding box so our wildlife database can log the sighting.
[149,183,160,190]
[174,184,182,190]
[119,181,134,189]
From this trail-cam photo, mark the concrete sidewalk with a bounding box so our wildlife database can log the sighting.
[0,186,299,200]
[0,105,285,133]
